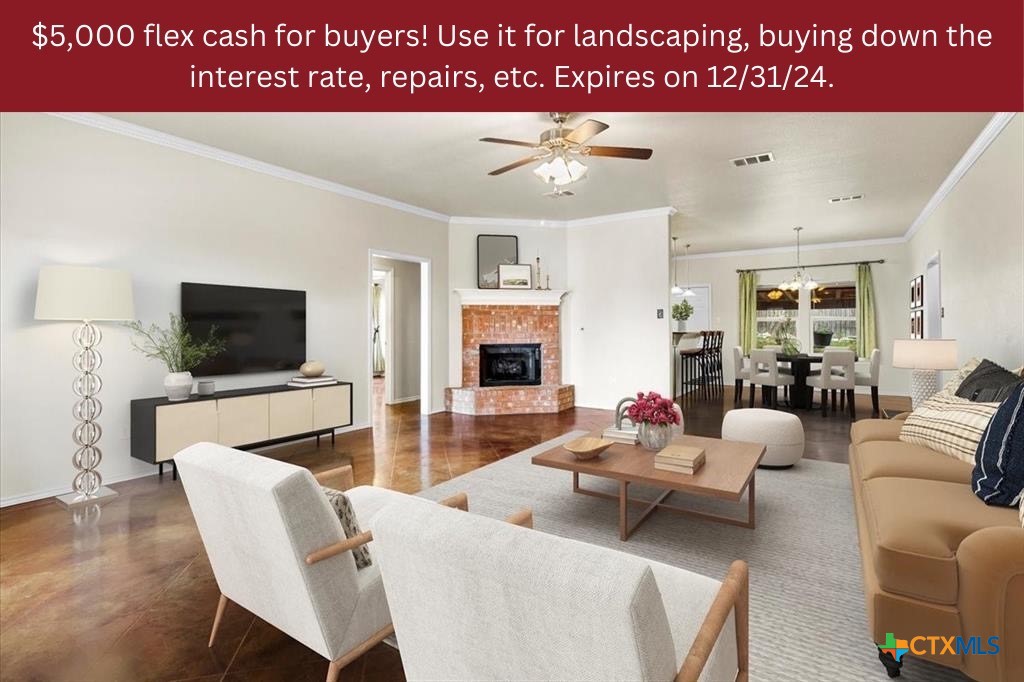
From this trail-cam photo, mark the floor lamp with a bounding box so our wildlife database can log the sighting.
[35,265,134,507]
[892,338,958,409]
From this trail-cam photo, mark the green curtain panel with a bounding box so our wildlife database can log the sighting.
[372,283,385,376]
[856,263,878,358]
[738,271,758,354]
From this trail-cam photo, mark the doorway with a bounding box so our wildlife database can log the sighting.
[368,250,431,420]
[924,253,942,338]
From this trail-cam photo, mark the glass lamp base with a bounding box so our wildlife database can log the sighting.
[56,485,118,508]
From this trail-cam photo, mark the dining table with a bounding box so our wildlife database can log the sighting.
[775,353,823,409]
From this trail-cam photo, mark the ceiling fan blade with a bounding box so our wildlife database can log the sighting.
[564,119,609,144]
[479,137,540,148]
[488,155,542,176]
[585,145,654,160]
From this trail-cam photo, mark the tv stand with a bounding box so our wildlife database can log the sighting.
[131,382,354,477]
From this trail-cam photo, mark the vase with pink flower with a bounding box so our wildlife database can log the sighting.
[626,391,682,451]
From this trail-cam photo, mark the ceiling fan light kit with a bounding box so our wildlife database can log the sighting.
[482,113,653,195]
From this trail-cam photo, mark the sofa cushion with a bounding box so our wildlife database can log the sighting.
[852,440,973,484]
[900,392,1000,463]
[861,477,1020,604]
[972,383,1024,506]
[850,419,903,445]
[955,359,1024,403]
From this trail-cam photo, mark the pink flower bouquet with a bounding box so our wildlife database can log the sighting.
[626,391,681,426]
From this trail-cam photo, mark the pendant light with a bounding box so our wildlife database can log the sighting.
[670,237,684,295]
[681,243,696,297]
[778,227,819,291]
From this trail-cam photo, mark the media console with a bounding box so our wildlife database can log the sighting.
[130,382,353,479]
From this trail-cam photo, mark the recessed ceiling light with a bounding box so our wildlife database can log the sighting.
[731,152,775,167]
[828,194,865,203]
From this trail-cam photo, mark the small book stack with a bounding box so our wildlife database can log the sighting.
[287,375,338,388]
[655,444,705,475]
[602,426,638,445]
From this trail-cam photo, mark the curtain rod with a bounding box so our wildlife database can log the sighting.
[736,259,884,273]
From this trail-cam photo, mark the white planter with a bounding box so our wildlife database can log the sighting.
[164,372,194,401]
[672,320,688,332]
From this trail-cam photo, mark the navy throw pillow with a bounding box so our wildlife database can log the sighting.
[972,382,1024,507]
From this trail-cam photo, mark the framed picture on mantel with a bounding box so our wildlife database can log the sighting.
[477,234,518,289]
[498,263,533,289]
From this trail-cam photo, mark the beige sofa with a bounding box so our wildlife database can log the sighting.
[849,418,1024,681]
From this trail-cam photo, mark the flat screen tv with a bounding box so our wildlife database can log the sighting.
[181,283,306,376]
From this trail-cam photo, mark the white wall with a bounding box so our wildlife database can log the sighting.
[447,222,568,386]
[0,114,449,504]
[565,215,672,407]
[906,114,1024,372]
[372,256,421,401]
[682,241,912,395]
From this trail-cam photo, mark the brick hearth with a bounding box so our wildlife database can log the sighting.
[446,301,574,415]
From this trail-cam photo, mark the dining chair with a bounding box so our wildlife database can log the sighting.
[747,349,795,409]
[732,346,751,405]
[856,348,882,416]
[809,349,856,419]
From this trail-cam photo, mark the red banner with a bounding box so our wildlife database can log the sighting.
[2,0,1021,111]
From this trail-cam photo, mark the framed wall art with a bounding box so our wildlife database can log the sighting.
[909,275,923,309]
[498,263,533,289]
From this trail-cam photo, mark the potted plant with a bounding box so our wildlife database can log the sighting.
[127,314,225,401]
[626,391,681,451]
[671,300,694,332]
[813,323,834,349]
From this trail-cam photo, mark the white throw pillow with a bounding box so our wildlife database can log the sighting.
[899,392,1000,464]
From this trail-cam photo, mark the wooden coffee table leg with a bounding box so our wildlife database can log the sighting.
[745,474,756,529]
[619,481,629,541]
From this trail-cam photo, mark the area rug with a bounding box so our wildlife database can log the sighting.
[417,430,967,682]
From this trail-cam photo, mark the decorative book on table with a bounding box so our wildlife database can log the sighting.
[654,444,705,474]
[287,375,338,388]
[602,426,638,444]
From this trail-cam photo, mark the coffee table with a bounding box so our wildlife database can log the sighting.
[532,433,766,540]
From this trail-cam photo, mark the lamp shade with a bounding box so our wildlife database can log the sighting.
[35,265,134,321]
[892,339,958,370]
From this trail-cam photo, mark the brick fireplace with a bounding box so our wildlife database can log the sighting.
[445,290,574,415]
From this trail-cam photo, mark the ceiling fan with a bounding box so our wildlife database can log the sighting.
[480,113,653,190]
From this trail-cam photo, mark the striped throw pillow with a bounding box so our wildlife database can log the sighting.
[900,392,1000,463]
[972,383,1024,506]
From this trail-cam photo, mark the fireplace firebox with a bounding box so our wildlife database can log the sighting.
[479,343,542,387]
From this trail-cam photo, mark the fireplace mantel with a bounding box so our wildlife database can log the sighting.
[453,288,568,306]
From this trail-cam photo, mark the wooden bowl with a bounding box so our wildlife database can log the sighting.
[563,437,615,461]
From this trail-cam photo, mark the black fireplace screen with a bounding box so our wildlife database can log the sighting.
[479,343,542,387]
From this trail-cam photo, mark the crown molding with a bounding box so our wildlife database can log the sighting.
[448,216,566,228]
[903,112,1017,241]
[675,236,907,260]
[47,112,450,223]
[448,206,676,229]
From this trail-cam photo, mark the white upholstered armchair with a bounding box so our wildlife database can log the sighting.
[373,497,749,682]
[175,442,465,682]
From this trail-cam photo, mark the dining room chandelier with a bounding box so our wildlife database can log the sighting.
[778,226,819,291]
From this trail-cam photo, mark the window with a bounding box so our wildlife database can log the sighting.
[755,286,798,350]
[754,281,859,354]
[811,284,857,352]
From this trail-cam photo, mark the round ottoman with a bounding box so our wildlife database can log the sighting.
[722,408,804,468]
